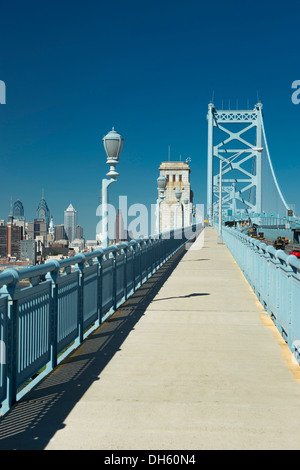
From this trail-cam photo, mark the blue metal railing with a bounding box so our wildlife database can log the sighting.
[0,224,202,416]
[222,226,300,361]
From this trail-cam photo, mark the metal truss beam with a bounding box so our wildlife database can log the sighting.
[207,102,263,224]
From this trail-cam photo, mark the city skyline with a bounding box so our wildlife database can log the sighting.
[1,194,84,234]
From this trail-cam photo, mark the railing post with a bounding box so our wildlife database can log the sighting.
[112,251,117,312]
[0,269,20,410]
[96,253,103,324]
[46,260,60,370]
[75,253,86,345]
[131,244,136,293]
[123,246,128,301]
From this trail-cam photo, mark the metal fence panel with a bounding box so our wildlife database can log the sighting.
[290,274,300,350]
[116,253,125,304]
[101,258,114,314]
[277,265,291,339]
[268,257,278,320]
[259,251,269,308]
[16,282,52,388]
[56,272,79,354]
[134,247,142,289]
[141,243,148,281]
[83,264,99,331]
[126,250,134,295]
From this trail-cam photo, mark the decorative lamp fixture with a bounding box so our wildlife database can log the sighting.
[102,127,124,180]
[157,176,167,199]
[175,190,182,202]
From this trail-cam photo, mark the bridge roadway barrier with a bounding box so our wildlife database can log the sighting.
[1,227,300,449]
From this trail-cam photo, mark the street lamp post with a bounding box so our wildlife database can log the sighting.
[101,127,124,249]
[156,176,167,234]
[217,147,263,244]
[174,190,182,229]
[183,197,189,226]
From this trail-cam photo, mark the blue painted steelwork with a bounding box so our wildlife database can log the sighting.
[222,212,300,230]
[223,226,300,361]
[0,224,202,416]
[0,296,8,405]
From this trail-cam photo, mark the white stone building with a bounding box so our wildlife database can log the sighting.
[158,161,193,232]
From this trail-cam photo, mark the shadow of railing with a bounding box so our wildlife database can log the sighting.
[0,244,189,450]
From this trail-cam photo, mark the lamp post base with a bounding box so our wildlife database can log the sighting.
[217,234,223,244]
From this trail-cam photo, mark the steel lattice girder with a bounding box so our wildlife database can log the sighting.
[207,102,263,223]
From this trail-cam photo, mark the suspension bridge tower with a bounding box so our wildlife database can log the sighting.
[207,101,264,224]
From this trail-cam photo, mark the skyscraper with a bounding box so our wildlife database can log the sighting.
[12,199,25,238]
[13,200,25,220]
[64,204,77,242]
[115,209,127,242]
[54,224,66,241]
[36,191,50,227]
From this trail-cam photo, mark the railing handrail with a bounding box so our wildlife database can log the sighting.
[223,226,300,271]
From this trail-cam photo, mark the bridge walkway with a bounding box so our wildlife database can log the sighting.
[1,227,300,449]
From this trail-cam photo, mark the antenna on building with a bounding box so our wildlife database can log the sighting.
[168,145,170,161]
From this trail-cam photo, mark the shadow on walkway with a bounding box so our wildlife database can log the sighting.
[0,244,191,450]
[152,293,210,302]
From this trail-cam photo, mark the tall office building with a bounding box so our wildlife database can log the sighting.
[36,192,50,227]
[13,200,25,220]
[158,161,193,232]
[76,225,84,240]
[20,239,36,264]
[7,223,21,258]
[64,204,77,242]
[54,224,66,241]
[115,209,127,242]
[27,221,47,241]
[12,200,26,238]
[1,204,22,258]
[0,226,7,257]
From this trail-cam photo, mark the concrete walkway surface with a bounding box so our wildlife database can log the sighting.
[1,227,300,450]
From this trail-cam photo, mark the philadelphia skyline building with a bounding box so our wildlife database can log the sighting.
[64,203,77,242]
[36,191,51,227]
[13,200,25,220]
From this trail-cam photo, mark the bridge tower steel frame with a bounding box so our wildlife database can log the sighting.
[207,101,263,224]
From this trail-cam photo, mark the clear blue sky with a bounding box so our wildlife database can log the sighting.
[0,0,299,238]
